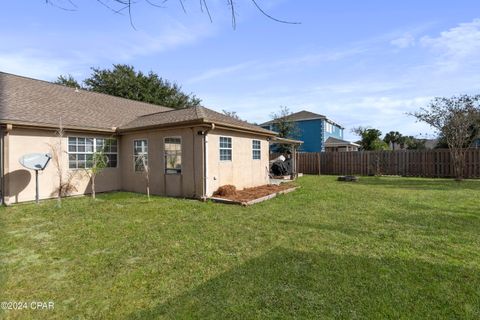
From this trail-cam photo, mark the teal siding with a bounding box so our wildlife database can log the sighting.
[297,119,323,152]
[262,118,344,152]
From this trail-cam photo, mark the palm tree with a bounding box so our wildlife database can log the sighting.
[384,131,403,150]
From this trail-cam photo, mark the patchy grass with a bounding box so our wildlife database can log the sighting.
[1,176,479,319]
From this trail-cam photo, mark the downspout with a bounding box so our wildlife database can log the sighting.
[199,123,215,200]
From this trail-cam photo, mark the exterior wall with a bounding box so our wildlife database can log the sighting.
[4,127,121,205]
[296,119,323,152]
[3,125,272,204]
[0,126,7,205]
[206,129,269,196]
[120,127,204,198]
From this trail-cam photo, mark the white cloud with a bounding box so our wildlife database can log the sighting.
[115,21,215,60]
[420,19,480,70]
[390,33,415,48]
[187,61,257,83]
[187,46,367,84]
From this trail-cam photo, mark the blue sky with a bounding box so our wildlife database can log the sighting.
[1,0,480,140]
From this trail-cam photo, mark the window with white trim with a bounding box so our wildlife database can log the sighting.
[165,137,182,174]
[252,140,261,160]
[325,122,333,133]
[133,139,148,172]
[219,137,232,161]
[68,137,117,169]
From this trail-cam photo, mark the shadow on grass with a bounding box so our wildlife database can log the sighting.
[355,177,480,191]
[128,248,479,319]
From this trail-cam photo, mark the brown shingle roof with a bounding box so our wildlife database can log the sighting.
[0,72,172,131]
[120,106,276,135]
[325,137,359,146]
[0,72,275,136]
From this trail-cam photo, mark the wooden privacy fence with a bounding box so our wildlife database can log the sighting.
[271,149,480,178]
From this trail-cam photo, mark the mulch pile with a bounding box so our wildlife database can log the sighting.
[213,185,237,196]
[213,183,296,203]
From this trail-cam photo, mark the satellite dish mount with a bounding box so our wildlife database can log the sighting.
[19,153,52,204]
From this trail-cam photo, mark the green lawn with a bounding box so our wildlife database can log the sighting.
[1,176,480,319]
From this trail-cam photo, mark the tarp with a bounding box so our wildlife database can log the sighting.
[271,159,292,176]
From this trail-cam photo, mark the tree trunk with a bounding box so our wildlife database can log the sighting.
[92,175,96,199]
[57,175,62,207]
[146,171,150,201]
[451,148,465,181]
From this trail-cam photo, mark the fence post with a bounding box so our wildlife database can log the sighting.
[317,152,321,175]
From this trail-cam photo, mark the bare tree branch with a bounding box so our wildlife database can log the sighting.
[45,0,300,29]
[178,0,187,14]
[250,0,300,25]
[145,0,166,8]
[45,0,77,11]
[200,0,213,23]
[95,0,126,15]
[127,0,137,30]
[227,0,237,29]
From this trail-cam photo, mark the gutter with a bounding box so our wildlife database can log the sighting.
[119,119,277,137]
[0,120,116,134]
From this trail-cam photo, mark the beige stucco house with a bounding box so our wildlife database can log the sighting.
[0,72,278,205]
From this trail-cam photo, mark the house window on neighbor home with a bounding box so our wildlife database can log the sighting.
[252,140,261,160]
[164,137,182,174]
[219,136,232,161]
[325,122,331,133]
[68,137,118,169]
[133,139,148,172]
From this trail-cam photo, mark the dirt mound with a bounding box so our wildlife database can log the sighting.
[213,185,237,197]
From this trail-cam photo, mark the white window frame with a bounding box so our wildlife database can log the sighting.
[219,136,232,161]
[133,139,148,172]
[164,136,182,174]
[68,136,118,170]
[326,122,333,133]
[252,139,261,160]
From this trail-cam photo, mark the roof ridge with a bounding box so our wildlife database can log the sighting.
[195,105,206,119]
[137,107,191,118]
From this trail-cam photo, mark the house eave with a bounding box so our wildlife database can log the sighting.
[271,136,303,145]
[0,120,117,133]
[119,119,278,137]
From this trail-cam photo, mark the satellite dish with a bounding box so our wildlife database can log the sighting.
[19,153,52,204]
[19,153,51,171]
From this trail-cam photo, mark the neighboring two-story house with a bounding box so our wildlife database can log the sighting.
[261,110,358,152]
